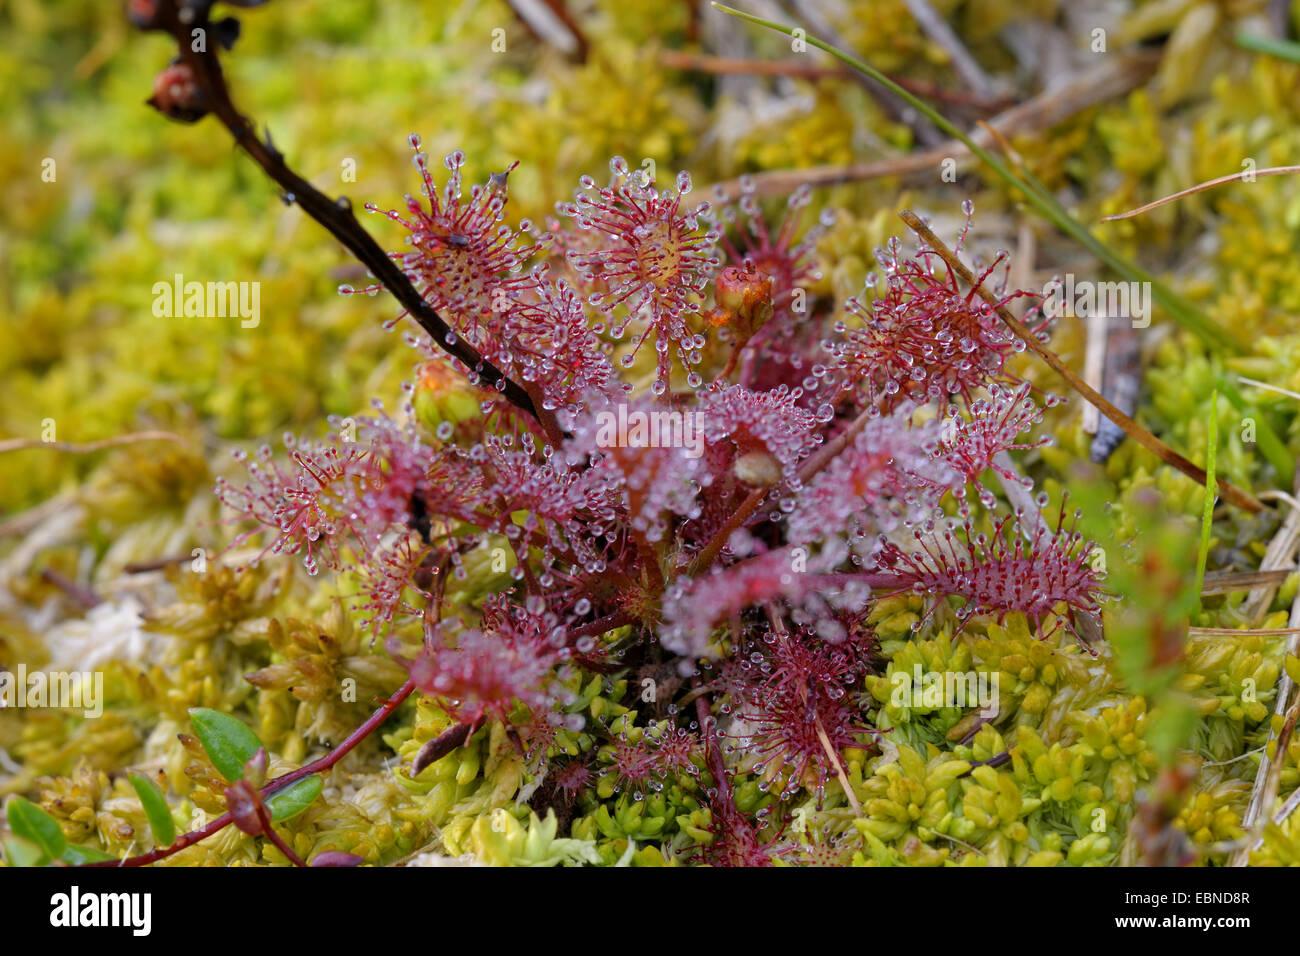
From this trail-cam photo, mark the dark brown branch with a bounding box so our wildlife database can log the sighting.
[140,1,559,441]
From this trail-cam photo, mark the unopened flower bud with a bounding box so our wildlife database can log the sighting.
[712,267,774,345]
[311,850,365,867]
[148,61,207,123]
[224,780,265,837]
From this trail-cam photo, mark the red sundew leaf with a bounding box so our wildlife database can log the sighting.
[362,137,547,346]
[494,275,623,417]
[356,531,435,639]
[872,499,1106,642]
[560,157,720,395]
[660,548,872,657]
[561,397,707,546]
[930,382,1059,508]
[406,597,573,727]
[823,215,1048,410]
[215,414,436,576]
[786,406,957,556]
[606,727,700,792]
[723,627,875,803]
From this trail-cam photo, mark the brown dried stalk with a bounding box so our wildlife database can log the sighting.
[1102,166,1300,222]
[1200,567,1298,596]
[1233,587,1300,864]
[0,431,187,455]
[898,210,1265,514]
[706,51,1158,203]
[657,50,1014,111]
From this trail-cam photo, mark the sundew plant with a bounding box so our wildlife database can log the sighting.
[6,0,1300,873]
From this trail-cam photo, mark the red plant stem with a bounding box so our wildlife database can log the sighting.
[570,609,633,641]
[695,695,732,803]
[259,678,418,793]
[84,679,416,867]
[89,604,636,868]
[85,811,234,868]
[256,802,307,868]
[139,1,562,444]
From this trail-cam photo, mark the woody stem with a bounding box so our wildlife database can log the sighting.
[142,0,561,442]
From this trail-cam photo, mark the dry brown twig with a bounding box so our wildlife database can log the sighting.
[705,51,1158,203]
[1102,166,1300,222]
[657,50,1015,110]
[1201,567,1298,597]
[0,430,188,455]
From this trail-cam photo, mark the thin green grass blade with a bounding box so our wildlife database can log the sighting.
[1236,32,1300,64]
[1218,375,1294,487]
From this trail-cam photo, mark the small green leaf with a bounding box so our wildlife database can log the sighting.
[189,708,263,782]
[6,797,66,861]
[2,834,47,868]
[266,774,323,823]
[129,773,176,847]
[61,844,118,865]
